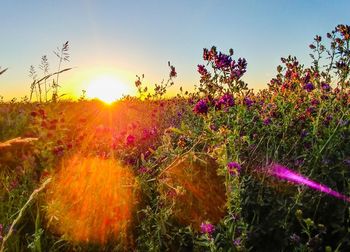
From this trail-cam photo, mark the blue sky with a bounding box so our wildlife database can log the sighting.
[1,0,349,100]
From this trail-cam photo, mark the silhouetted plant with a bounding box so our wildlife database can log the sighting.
[39,55,49,102]
[29,65,38,102]
[0,67,8,76]
[28,42,72,103]
[53,41,70,102]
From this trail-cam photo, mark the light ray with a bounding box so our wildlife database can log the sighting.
[268,163,350,202]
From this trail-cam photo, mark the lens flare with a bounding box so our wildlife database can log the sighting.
[268,163,350,202]
[45,155,139,245]
[158,153,226,230]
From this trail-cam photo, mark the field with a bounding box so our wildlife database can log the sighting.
[0,25,350,251]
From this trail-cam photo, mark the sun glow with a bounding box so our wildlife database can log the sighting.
[86,76,132,103]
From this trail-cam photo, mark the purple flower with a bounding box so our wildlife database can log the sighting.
[244,97,253,107]
[321,83,331,91]
[344,159,350,166]
[300,129,308,138]
[193,99,208,114]
[203,48,210,60]
[311,99,320,106]
[290,233,300,244]
[304,82,315,92]
[324,115,333,126]
[237,58,247,70]
[0,224,3,241]
[263,118,272,125]
[227,162,241,175]
[200,222,215,235]
[138,166,151,174]
[197,64,209,76]
[216,93,234,109]
[215,52,232,69]
[233,238,242,246]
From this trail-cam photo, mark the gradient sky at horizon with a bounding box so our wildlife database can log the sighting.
[1,0,349,100]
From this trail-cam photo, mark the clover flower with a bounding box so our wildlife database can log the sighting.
[215,52,232,69]
[200,222,215,235]
[244,97,253,107]
[227,162,241,176]
[263,117,272,125]
[126,134,135,145]
[290,233,301,244]
[193,99,208,114]
[304,82,315,92]
[321,83,331,91]
[233,238,242,246]
[197,64,209,76]
[0,223,3,241]
[216,93,234,109]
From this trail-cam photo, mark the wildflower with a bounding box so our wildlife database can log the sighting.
[193,99,208,114]
[52,145,64,156]
[311,99,319,106]
[263,117,272,125]
[237,58,247,70]
[0,223,3,241]
[290,233,300,244]
[138,166,151,174]
[233,238,242,246]
[203,48,210,60]
[304,82,315,92]
[169,65,177,78]
[344,159,350,166]
[244,97,253,107]
[200,222,215,235]
[215,52,232,69]
[30,111,37,117]
[227,162,241,176]
[197,64,208,76]
[321,83,331,91]
[300,129,308,138]
[323,115,333,126]
[216,93,234,109]
[126,134,135,145]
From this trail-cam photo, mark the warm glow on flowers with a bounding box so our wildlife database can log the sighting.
[45,155,139,245]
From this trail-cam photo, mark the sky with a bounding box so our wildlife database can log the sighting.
[0,0,350,101]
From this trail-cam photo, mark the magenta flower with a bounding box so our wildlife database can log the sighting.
[321,83,331,91]
[126,134,135,145]
[304,82,315,92]
[216,93,234,109]
[200,222,215,235]
[138,166,151,174]
[215,52,232,69]
[244,97,253,107]
[197,64,208,76]
[263,118,272,125]
[227,162,241,176]
[193,99,208,114]
[0,224,3,241]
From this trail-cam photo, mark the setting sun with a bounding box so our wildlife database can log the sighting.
[86,76,132,103]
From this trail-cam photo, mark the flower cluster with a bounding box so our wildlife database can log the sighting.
[200,222,215,235]
[227,162,241,176]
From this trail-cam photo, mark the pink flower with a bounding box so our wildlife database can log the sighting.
[200,222,215,235]
[227,162,241,176]
[126,135,135,145]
